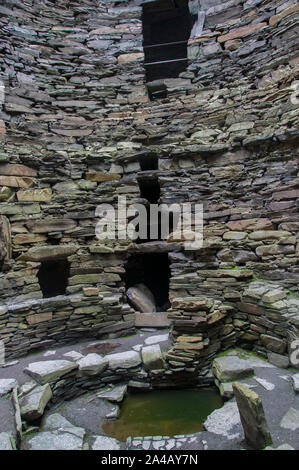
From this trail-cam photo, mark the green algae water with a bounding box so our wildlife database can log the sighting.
[102,388,223,441]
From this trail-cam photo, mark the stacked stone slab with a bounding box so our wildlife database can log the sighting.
[0,0,298,367]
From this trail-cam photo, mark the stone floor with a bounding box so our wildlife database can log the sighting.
[0,331,298,450]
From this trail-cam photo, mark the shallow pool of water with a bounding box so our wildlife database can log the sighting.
[102,388,223,441]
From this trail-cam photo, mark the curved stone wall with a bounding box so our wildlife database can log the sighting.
[0,0,298,363]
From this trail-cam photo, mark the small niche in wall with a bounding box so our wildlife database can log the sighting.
[139,154,158,171]
[38,259,70,298]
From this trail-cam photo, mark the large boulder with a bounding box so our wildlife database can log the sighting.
[233,382,272,449]
[20,384,52,422]
[24,360,78,384]
[126,283,156,313]
[212,356,254,382]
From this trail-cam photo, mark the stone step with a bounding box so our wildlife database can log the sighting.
[135,312,170,328]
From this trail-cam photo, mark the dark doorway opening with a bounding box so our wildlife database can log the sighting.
[142,0,192,86]
[138,176,160,203]
[125,253,171,311]
[38,259,70,298]
[135,207,176,244]
[139,154,158,171]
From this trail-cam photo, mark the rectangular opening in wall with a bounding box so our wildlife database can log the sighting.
[38,259,70,298]
[142,0,192,96]
[125,253,170,312]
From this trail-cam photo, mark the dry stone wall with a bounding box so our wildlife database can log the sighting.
[0,0,298,366]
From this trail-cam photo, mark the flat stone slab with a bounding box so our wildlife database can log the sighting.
[126,284,156,313]
[40,412,86,445]
[135,313,170,328]
[203,400,241,439]
[0,432,14,450]
[280,407,299,431]
[233,382,272,449]
[215,379,234,399]
[105,405,120,419]
[0,396,15,435]
[0,378,18,396]
[22,429,85,450]
[267,352,289,368]
[106,350,141,370]
[42,413,76,431]
[97,384,127,403]
[291,373,299,393]
[77,353,108,376]
[240,356,275,369]
[212,356,254,382]
[128,380,151,391]
[144,334,169,345]
[43,350,56,357]
[20,384,52,422]
[19,245,77,262]
[92,435,121,450]
[24,360,78,384]
[63,351,83,361]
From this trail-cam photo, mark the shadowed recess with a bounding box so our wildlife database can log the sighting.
[142,0,192,92]
[38,259,70,298]
[125,253,171,310]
